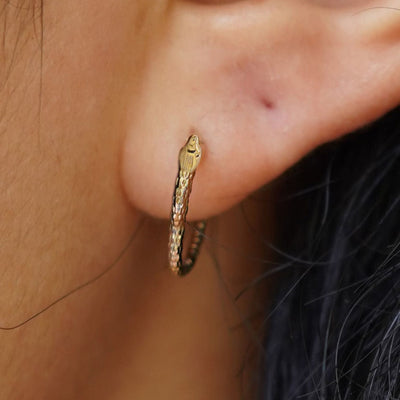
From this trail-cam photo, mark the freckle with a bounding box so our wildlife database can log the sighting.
[260,97,274,110]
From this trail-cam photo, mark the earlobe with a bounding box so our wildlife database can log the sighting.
[121,0,400,221]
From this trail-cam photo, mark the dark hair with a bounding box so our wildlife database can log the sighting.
[261,106,400,399]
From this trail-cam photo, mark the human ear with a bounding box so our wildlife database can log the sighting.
[121,0,400,220]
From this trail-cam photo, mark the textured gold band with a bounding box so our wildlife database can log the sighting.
[168,134,206,276]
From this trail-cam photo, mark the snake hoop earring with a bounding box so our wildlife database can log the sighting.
[168,133,207,276]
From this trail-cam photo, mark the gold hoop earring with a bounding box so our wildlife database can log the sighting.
[168,133,206,276]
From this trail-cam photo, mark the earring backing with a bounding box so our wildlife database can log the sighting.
[168,133,206,276]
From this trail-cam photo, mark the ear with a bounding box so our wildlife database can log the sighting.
[121,0,400,220]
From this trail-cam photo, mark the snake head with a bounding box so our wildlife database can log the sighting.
[179,134,202,174]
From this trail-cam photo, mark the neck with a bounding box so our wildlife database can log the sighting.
[83,199,271,400]
[0,197,270,400]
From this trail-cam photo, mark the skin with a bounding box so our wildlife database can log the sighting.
[0,0,400,398]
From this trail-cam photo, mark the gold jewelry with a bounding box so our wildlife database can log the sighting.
[168,133,206,276]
